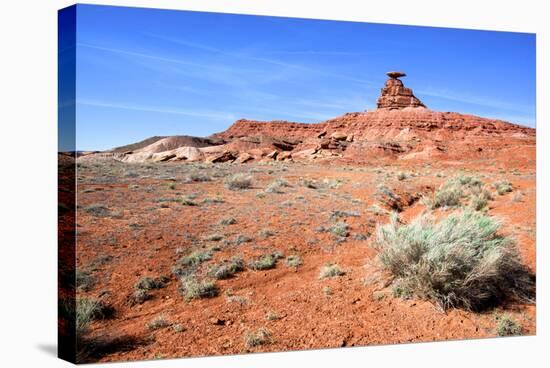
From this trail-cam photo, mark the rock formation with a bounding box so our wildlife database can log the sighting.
[376,71,426,110]
[79,71,535,165]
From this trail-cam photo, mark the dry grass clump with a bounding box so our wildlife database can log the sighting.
[374,211,535,311]
[285,255,302,268]
[328,222,350,237]
[265,178,291,193]
[224,173,253,190]
[494,180,513,195]
[248,254,278,270]
[147,315,170,331]
[496,314,522,336]
[428,175,490,209]
[300,178,320,189]
[244,328,273,348]
[319,264,345,279]
[84,204,112,217]
[179,277,219,300]
[184,172,212,183]
[130,276,168,305]
[76,269,95,291]
[219,217,236,225]
[207,257,245,279]
[76,297,113,336]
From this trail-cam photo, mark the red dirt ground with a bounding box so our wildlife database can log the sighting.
[72,139,535,363]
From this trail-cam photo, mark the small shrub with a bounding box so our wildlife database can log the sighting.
[184,172,212,183]
[323,286,333,296]
[177,250,213,267]
[147,315,170,331]
[172,324,185,333]
[76,269,94,291]
[202,196,224,204]
[130,288,151,305]
[319,264,345,279]
[181,195,198,206]
[374,211,535,311]
[248,254,277,270]
[265,179,291,193]
[220,217,236,225]
[204,233,224,242]
[494,180,513,195]
[328,222,349,237]
[266,311,281,321]
[235,234,252,245]
[397,172,408,181]
[76,297,111,335]
[300,178,320,189]
[244,328,272,348]
[285,255,302,268]
[180,277,219,300]
[470,194,488,211]
[259,229,276,238]
[323,178,344,189]
[330,210,360,219]
[84,204,111,217]
[496,314,522,336]
[208,257,245,279]
[431,186,463,208]
[135,276,167,291]
[168,183,176,190]
[225,174,253,190]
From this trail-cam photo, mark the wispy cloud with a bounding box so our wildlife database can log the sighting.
[417,87,535,114]
[78,99,236,120]
[143,33,377,86]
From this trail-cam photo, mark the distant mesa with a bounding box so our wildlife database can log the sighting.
[77,71,534,165]
[377,71,426,110]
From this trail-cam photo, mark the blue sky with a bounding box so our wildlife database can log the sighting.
[66,4,536,151]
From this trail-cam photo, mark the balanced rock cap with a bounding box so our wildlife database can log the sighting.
[376,71,426,110]
[386,71,407,79]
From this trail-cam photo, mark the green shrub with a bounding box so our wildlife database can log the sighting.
[177,250,212,267]
[208,257,245,279]
[285,255,302,268]
[248,254,278,270]
[180,277,219,300]
[494,181,513,195]
[431,186,463,208]
[374,211,534,310]
[328,222,349,237]
[429,175,487,209]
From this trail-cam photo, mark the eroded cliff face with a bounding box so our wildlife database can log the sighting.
[216,109,533,143]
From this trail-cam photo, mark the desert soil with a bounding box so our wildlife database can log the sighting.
[73,151,536,362]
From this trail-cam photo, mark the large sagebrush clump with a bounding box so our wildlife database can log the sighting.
[374,211,534,311]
